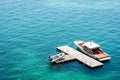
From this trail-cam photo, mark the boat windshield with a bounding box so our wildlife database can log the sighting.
[92,48,101,54]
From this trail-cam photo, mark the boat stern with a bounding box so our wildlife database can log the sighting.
[99,56,111,61]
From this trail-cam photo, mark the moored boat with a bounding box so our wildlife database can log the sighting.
[48,53,65,63]
[74,40,111,61]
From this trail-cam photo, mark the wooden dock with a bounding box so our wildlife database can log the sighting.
[56,46,103,68]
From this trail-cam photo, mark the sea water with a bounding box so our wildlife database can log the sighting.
[0,0,120,80]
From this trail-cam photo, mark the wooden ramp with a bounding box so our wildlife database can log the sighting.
[56,46,103,68]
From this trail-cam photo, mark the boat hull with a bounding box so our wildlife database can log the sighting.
[74,40,111,61]
[49,53,65,63]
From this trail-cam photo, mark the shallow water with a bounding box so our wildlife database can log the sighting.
[0,0,120,80]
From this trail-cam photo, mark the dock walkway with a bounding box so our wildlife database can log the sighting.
[56,46,103,68]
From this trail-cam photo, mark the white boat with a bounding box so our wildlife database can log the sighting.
[48,53,65,63]
[74,40,111,61]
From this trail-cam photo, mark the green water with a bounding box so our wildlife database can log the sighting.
[0,0,120,80]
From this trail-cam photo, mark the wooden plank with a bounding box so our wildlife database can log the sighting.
[56,46,103,68]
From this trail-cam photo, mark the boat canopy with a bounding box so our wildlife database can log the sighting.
[83,42,100,49]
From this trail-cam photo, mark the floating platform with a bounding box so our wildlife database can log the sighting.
[56,46,103,68]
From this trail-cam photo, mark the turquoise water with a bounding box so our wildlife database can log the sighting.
[0,0,120,80]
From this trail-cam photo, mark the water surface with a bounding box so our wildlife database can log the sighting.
[0,0,120,80]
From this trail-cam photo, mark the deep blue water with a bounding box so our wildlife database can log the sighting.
[0,0,120,80]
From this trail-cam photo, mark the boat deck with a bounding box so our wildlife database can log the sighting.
[56,46,103,68]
